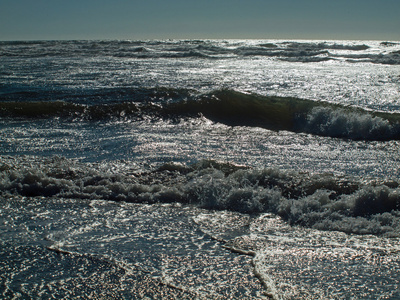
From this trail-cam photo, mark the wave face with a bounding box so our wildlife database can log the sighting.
[1,89,400,141]
[1,156,399,237]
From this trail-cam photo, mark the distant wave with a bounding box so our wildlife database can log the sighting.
[1,40,399,64]
[2,88,400,141]
[1,156,399,237]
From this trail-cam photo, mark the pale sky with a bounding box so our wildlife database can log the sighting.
[0,0,399,41]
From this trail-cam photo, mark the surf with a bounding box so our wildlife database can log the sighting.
[2,88,400,141]
[1,156,400,237]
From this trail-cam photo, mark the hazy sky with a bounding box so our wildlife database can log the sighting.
[0,0,399,41]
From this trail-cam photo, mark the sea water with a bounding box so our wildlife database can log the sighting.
[1,39,400,299]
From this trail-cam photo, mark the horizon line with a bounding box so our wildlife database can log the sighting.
[1,37,399,42]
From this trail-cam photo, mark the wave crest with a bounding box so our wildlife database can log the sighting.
[1,89,400,141]
[304,106,399,140]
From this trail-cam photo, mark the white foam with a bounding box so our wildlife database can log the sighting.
[1,156,399,236]
[304,106,397,140]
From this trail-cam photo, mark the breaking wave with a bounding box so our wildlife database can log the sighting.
[1,40,400,64]
[1,156,399,237]
[1,89,400,141]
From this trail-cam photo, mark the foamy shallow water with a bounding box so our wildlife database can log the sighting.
[1,155,400,298]
[0,197,263,299]
[1,196,399,299]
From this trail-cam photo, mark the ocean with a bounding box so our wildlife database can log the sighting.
[1,39,400,299]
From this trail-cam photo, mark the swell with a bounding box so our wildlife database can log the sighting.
[1,156,399,237]
[1,40,400,64]
[1,89,400,141]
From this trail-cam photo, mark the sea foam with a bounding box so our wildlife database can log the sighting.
[1,156,399,237]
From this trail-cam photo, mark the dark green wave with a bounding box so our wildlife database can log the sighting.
[1,89,400,140]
